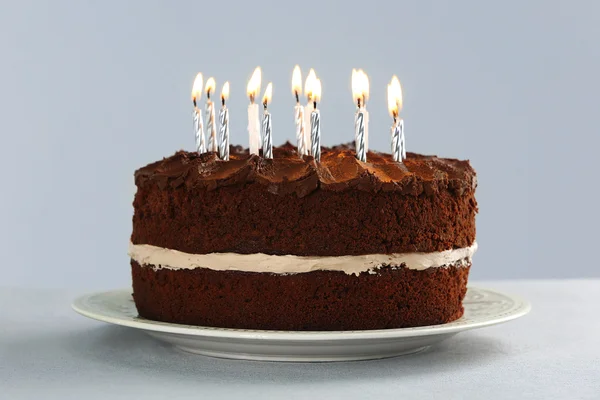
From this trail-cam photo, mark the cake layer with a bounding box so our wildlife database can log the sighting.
[131,261,470,330]
[128,242,477,274]
[131,143,477,256]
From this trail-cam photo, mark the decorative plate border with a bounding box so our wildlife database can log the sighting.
[73,287,531,340]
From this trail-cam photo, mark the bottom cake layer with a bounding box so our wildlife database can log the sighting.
[131,260,470,331]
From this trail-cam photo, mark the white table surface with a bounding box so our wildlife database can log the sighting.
[1,280,598,399]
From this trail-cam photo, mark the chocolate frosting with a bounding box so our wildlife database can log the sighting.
[135,142,477,198]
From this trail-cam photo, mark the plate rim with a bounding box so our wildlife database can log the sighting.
[72,286,531,341]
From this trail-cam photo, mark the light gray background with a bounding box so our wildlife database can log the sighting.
[1,0,598,289]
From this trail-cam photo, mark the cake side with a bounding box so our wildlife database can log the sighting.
[130,143,477,330]
[132,260,470,331]
[131,143,477,256]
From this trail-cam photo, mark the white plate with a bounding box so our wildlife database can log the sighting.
[72,287,530,362]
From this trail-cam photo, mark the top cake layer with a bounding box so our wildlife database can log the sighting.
[132,143,477,256]
[135,143,476,198]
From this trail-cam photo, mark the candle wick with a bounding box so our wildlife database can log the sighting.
[357,98,361,109]
[221,97,225,107]
[263,101,268,111]
[249,94,254,104]
[193,97,197,108]
[313,100,317,109]
[295,91,299,103]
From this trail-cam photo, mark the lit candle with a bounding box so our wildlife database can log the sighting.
[292,66,306,156]
[362,71,370,153]
[352,69,369,162]
[262,83,274,159]
[304,68,317,155]
[219,82,230,161]
[387,76,405,162]
[310,78,322,161]
[246,67,262,155]
[205,77,218,153]
[191,73,206,154]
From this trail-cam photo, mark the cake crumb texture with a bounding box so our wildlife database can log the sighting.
[132,144,477,256]
[132,261,470,331]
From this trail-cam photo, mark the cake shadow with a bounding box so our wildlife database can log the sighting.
[48,325,508,383]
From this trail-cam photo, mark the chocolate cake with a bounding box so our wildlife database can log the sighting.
[129,143,478,330]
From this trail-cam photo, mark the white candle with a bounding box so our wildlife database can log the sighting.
[364,72,370,153]
[391,119,403,162]
[391,120,405,162]
[387,75,405,162]
[205,77,218,153]
[304,69,317,155]
[355,107,366,162]
[401,121,406,160]
[246,67,262,155]
[355,108,369,155]
[304,102,313,154]
[292,66,306,156]
[364,109,370,154]
[262,112,273,158]
[248,104,260,155]
[191,73,206,154]
[311,109,321,161]
[295,104,305,156]
[262,83,273,159]
[219,82,230,161]
[352,69,369,162]
[193,109,206,154]
[310,78,322,161]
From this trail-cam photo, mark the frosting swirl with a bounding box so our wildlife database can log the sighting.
[135,142,477,198]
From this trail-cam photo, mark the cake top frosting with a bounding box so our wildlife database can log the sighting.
[135,142,477,198]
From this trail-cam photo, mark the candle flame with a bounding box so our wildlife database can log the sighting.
[292,65,302,96]
[387,75,403,117]
[305,68,317,100]
[312,78,322,103]
[246,66,262,101]
[362,71,370,101]
[191,72,203,101]
[351,69,359,102]
[262,82,273,105]
[221,81,230,101]
[205,77,216,96]
[351,69,369,104]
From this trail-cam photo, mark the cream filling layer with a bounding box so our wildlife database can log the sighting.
[128,242,477,275]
